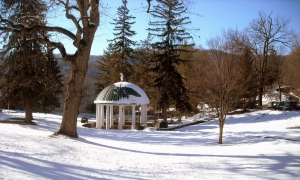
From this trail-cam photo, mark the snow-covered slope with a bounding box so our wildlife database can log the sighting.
[0,110,299,180]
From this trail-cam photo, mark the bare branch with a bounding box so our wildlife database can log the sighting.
[0,14,76,40]
[147,0,151,13]
[46,26,76,40]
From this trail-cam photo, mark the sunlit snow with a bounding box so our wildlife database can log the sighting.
[1,109,299,179]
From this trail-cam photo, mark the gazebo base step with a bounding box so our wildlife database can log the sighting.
[100,125,133,130]
[96,122,156,130]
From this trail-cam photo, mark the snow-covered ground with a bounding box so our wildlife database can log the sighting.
[1,109,300,180]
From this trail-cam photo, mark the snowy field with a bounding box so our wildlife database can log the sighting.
[0,109,300,180]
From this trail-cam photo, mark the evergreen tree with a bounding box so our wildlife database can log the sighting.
[95,43,120,92]
[236,46,259,110]
[96,0,137,93]
[1,0,100,138]
[147,0,194,121]
[265,50,284,87]
[177,42,196,113]
[108,0,137,81]
[0,0,63,123]
[265,49,285,101]
[189,49,208,111]
[134,39,160,111]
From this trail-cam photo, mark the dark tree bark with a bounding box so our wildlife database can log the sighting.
[0,0,102,137]
[50,0,100,138]
[24,98,33,124]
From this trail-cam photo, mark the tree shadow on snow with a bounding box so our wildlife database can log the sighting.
[77,137,300,178]
[0,150,148,180]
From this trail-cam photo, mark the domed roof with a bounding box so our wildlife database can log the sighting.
[94,81,150,105]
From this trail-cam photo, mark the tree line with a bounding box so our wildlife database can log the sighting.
[95,1,299,144]
[0,0,299,144]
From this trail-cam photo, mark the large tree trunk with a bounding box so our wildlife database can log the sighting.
[218,123,224,144]
[54,53,89,138]
[24,98,33,124]
[162,100,168,122]
[52,0,99,138]
[218,108,225,144]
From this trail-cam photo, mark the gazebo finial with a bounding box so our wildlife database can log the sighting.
[120,73,124,82]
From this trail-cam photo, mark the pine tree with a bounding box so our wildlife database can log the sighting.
[147,0,194,121]
[96,0,137,93]
[177,42,195,112]
[95,43,120,92]
[108,0,137,81]
[134,39,160,110]
[236,46,259,110]
[1,0,100,137]
[0,0,63,123]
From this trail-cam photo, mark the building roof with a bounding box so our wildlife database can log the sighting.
[94,81,150,105]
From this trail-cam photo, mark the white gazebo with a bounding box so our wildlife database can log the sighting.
[94,75,150,130]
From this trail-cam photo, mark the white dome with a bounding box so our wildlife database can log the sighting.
[94,81,150,105]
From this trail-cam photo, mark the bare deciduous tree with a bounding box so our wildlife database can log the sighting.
[49,0,100,138]
[196,30,251,144]
[247,11,292,107]
[285,33,300,97]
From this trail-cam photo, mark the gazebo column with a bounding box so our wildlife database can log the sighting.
[123,106,125,126]
[105,105,110,130]
[131,105,136,130]
[100,104,104,129]
[118,105,123,130]
[109,105,113,128]
[139,108,142,124]
[96,104,100,129]
[141,104,147,128]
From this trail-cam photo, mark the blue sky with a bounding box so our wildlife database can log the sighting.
[50,0,300,55]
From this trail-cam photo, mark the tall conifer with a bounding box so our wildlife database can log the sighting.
[108,0,137,81]
[95,43,120,91]
[0,0,63,123]
[96,0,137,92]
[147,0,194,121]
